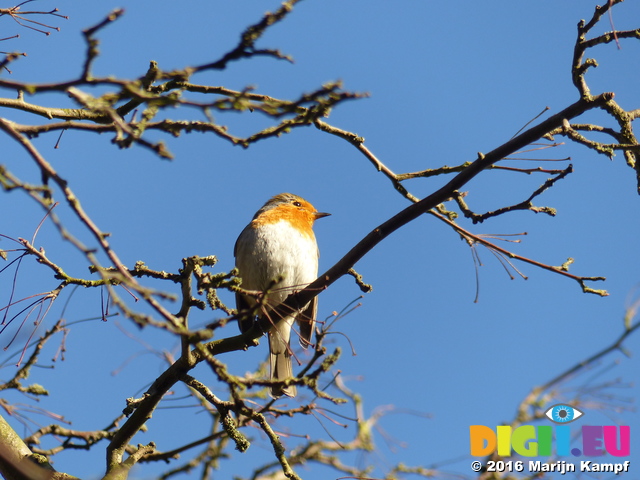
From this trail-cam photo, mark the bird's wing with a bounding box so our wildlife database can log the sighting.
[297,295,317,348]
[236,292,255,333]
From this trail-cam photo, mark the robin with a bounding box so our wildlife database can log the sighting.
[234,193,330,397]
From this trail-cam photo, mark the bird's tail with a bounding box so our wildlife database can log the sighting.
[268,317,296,397]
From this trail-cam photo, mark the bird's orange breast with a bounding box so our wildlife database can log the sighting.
[252,205,316,238]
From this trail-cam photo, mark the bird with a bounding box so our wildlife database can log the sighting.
[234,193,330,397]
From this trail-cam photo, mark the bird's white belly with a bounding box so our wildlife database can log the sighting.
[236,220,319,305]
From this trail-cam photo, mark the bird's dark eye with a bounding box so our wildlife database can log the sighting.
[293,201,302,207]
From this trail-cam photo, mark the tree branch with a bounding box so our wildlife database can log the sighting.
[247,93,614,340]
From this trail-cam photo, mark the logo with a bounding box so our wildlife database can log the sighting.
[469,405,632,475]
[544,404,583,424]
[470,405,630,457]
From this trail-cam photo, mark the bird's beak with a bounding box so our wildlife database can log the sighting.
[314,212,331,220]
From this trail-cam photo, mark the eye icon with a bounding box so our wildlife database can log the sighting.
[544,404,584,424]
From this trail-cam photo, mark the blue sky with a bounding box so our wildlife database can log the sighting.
[1,1,639,479]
